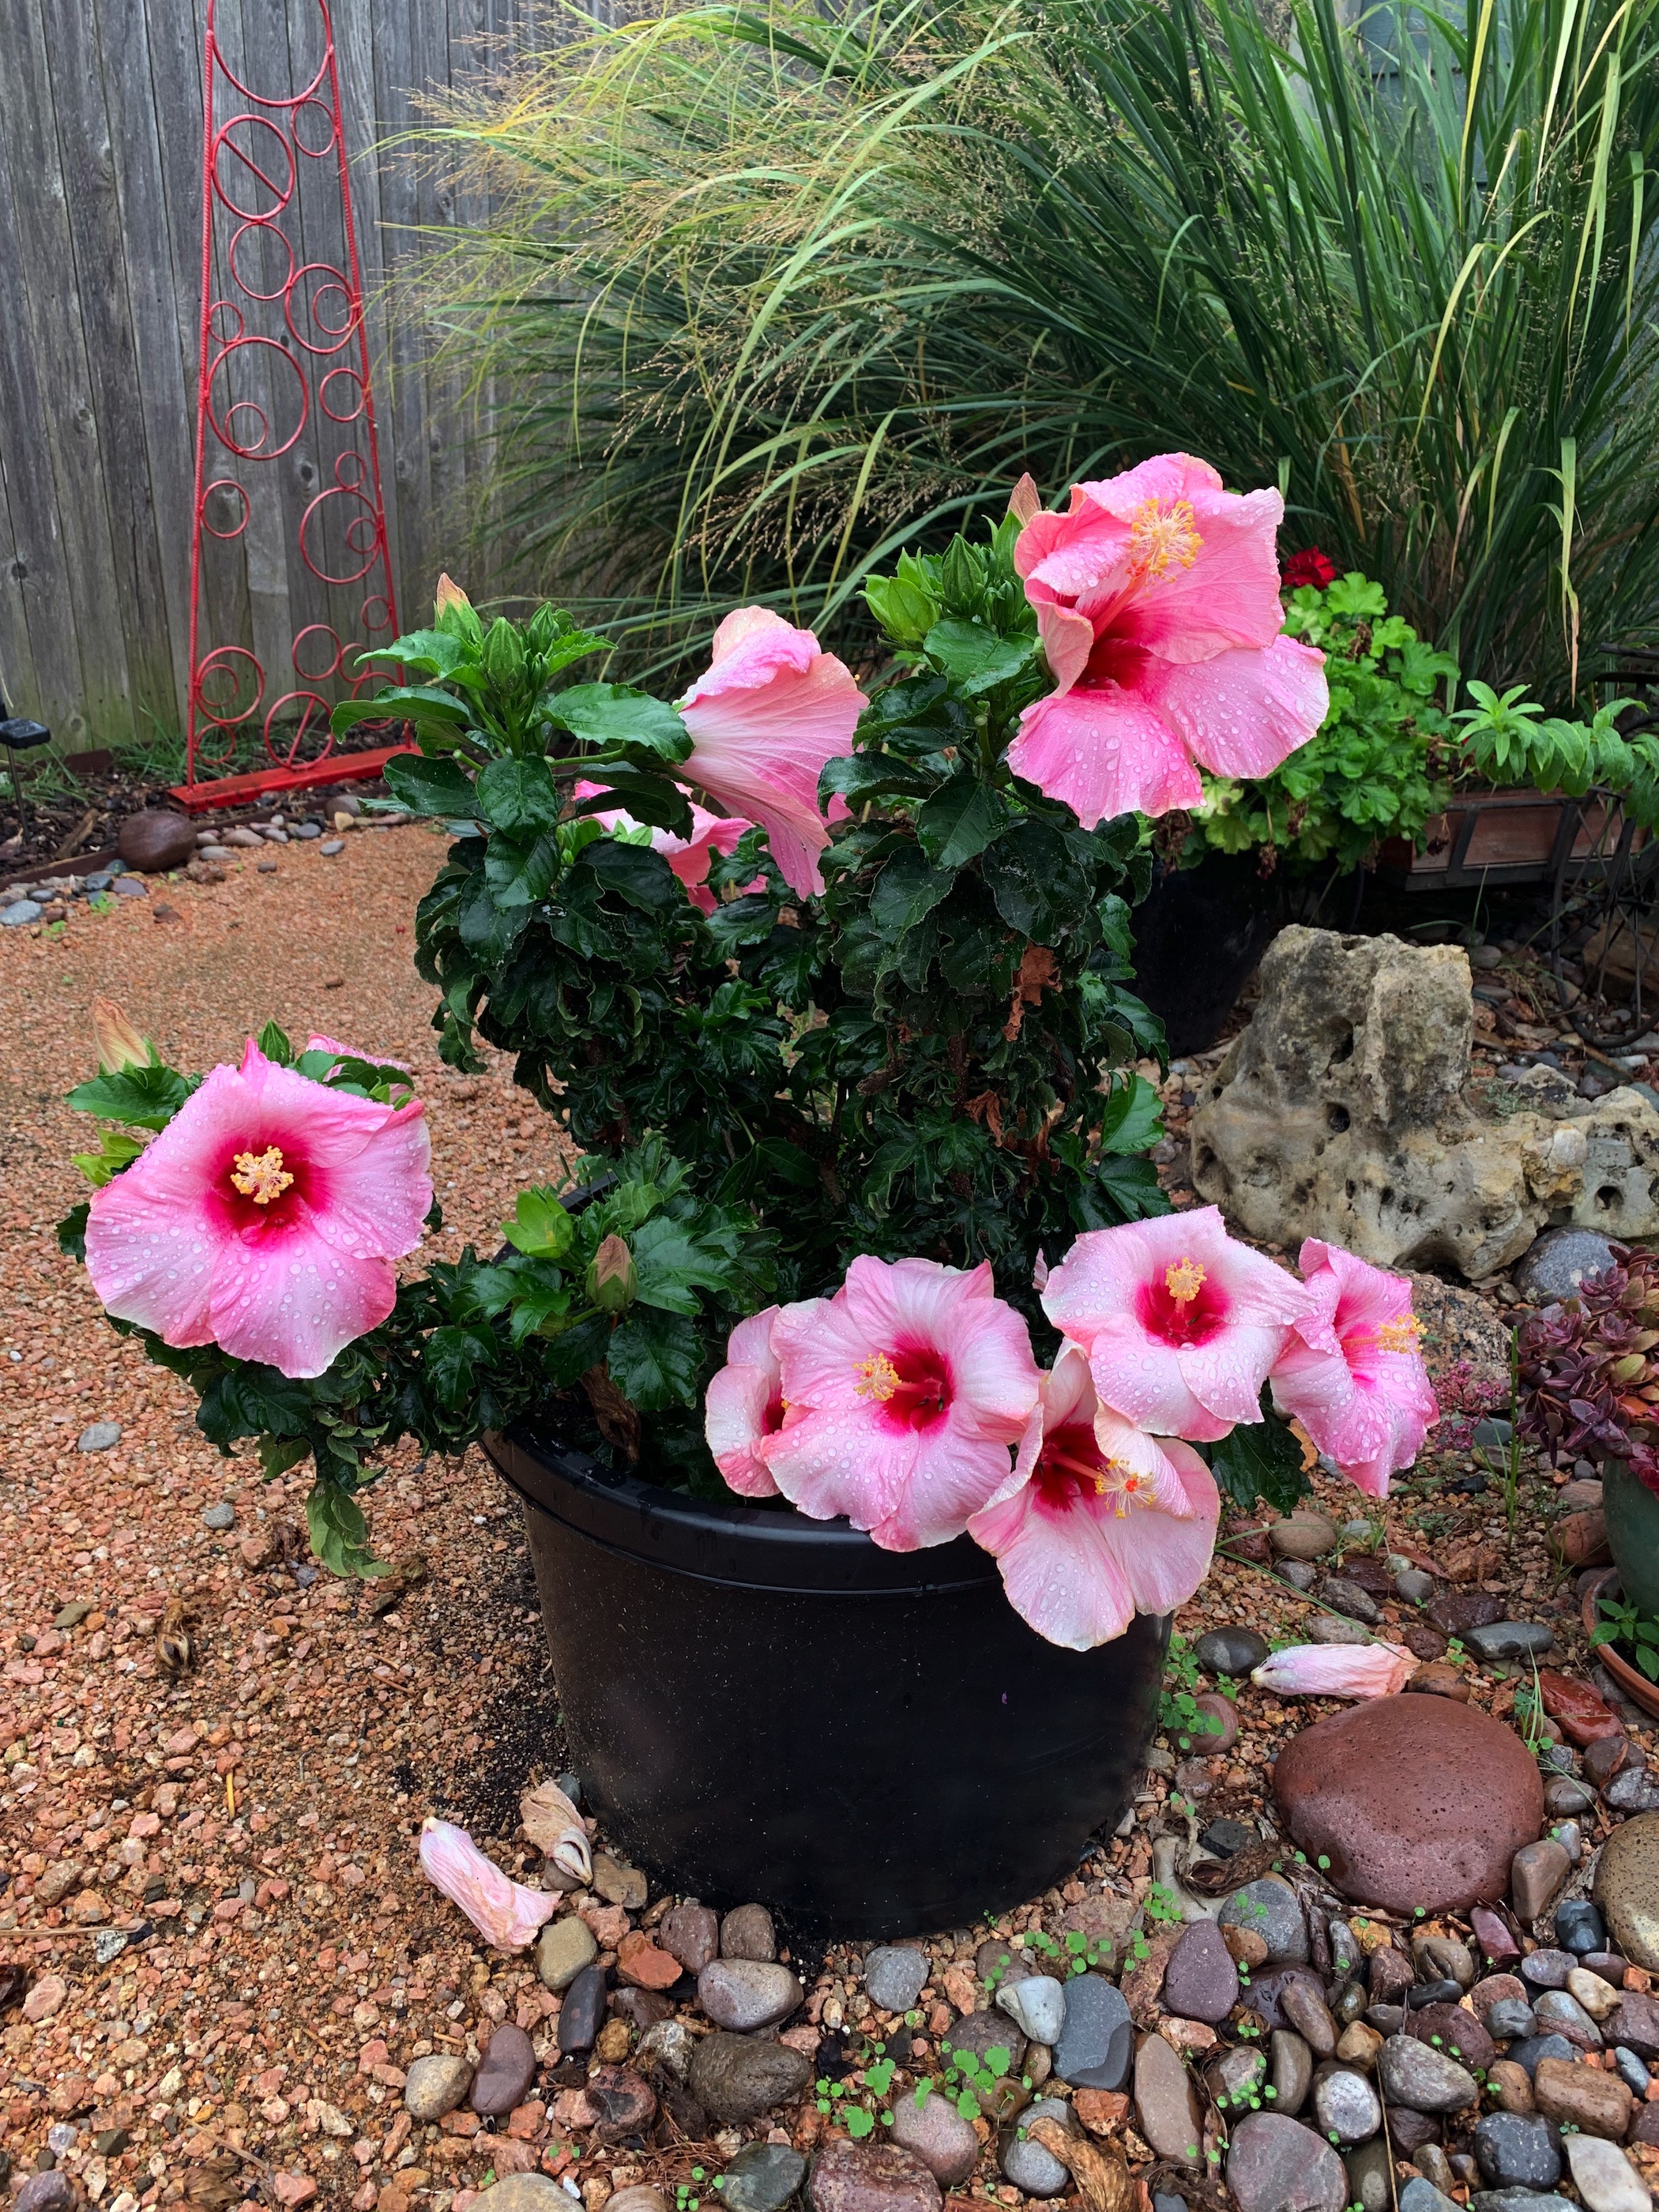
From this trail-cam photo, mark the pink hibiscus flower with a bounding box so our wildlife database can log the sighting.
[1040,1206,1314,1442]
[575,783,758,916]
[705,1304,801,1497]
[1269,1240,1438,1497]
[759,1256,1040,1548]
[84,1037,431,1380]
[969,1344,1219,1650]
[1007,454,1328,826]
[677,607,867,897]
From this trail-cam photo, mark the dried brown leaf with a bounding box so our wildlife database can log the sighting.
[1028,2118,1137,2212]
[521,1779,592,1883]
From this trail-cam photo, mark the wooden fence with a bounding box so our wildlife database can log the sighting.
[0,0,559,749]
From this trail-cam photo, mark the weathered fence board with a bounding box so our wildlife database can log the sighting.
[0,0,540,746]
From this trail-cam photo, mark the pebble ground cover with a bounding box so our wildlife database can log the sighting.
[2,823,1656,2212]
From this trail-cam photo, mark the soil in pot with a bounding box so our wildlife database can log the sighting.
[486,1420,1170,1940]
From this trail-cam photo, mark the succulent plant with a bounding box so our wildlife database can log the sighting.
[1516,1243,1659,1495]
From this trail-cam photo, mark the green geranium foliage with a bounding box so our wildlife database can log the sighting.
[1190,571,1458,875]
[1187,566,1659,876]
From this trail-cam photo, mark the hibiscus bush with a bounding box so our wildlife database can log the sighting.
[60,455,1442,1645]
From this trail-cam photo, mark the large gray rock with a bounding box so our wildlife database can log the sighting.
[721,2145,807,2212]
[1189,927,1659,1276]
[1513,1228,1618,1304]
[698,1958,802,2031]
[999,2097,1073,2195]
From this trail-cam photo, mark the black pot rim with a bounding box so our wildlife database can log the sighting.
[486,1420,1004,1598]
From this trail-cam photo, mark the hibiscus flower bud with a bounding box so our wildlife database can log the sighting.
[482,615,526,692]
[588,1234,637,1315]
[92,997,151,1074]
[433,572,472,619]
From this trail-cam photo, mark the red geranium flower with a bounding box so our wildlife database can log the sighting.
[1281,547,1337,592]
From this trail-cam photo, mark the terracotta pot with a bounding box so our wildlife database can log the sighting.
[1581,1567,1659,1723]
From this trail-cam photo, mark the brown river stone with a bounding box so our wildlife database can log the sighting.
[1273,1697,1543,1914]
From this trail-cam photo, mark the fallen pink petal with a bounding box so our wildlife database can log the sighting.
[418,1817,559,1948]
[1249,1642,1416,1698]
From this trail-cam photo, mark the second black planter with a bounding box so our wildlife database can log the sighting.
[486,1422,1169,1938]
[1132,852,1281,1057]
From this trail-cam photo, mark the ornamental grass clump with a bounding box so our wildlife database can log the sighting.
[60,456,1439,1646]
[418,0,1659,703]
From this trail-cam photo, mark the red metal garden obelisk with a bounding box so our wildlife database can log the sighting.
[178,0,411,807]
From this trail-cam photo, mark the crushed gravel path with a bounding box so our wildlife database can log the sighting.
[0,828,1638,2212]
[0,825,578,2212]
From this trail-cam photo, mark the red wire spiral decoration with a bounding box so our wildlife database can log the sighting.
[185,0,400,784]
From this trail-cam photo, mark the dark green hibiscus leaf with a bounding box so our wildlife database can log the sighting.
[1209,1394,1312,1517]
[923,618,1039,697]
[67,1061,191,1132]
[574,836,682,913]
[914,775,1013,869]
[870,846,954,936]
[819,752,939,809]
[384,751,477,819]
[476,756,563,837]
[983,820,1091,939]
[607,1308,703,1409]
[550,683,690,764]
[567,770,694,836]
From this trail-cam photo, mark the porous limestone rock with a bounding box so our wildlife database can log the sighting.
[1189,927,1659,1278]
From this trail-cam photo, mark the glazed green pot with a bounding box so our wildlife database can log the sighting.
[1605,1459,1659,1619]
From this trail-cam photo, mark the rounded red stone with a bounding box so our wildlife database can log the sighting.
[1273,1697,1543,1914]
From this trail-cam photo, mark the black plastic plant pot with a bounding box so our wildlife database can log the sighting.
[484,1420,1170,1940]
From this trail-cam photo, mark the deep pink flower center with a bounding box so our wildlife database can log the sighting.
[215,1134,310,1236]
[1033,1420,1107,1506]
[1032,1420,1149,1518]
[1137,1255,1230,1348]
[1078,633,1149,694]
[856,1339,953,1431]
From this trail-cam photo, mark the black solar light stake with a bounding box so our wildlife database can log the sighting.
[0,690,52,840]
